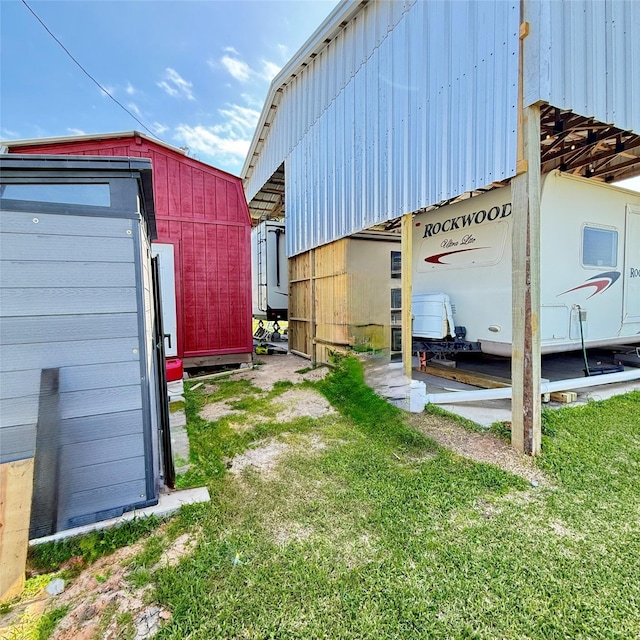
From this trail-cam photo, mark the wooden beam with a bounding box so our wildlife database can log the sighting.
[401,214,413,378]
[512,6,542,455]
[419,363,512,389]
[310,248,317,366]
[0,458,35,603]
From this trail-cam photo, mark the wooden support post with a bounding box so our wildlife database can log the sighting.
[310,248,317,366]
[401,214,413,378]
[0,458,35,603]
[511,14,542,455]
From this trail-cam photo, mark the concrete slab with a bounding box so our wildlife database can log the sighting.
[363,353,639,428]
[29,487,210,546]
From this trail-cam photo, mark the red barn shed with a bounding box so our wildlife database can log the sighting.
[5,132,253,367]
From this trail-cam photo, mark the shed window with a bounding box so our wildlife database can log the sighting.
[582,226,617,268]
[0,183,111,207]
[391,251,401,278]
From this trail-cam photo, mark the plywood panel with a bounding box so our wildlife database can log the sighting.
[0,458,34,603]
[314,239,348,277]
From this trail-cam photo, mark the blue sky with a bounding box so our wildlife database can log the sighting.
[1,0,340,175]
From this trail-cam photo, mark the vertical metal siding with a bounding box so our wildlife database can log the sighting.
[526,0,640,133]
[246,0,520,257]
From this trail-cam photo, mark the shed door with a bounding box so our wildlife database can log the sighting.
[151,243,177,356]
[623,206,640,324]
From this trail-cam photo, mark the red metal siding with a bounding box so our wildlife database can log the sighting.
[11,136,253,361]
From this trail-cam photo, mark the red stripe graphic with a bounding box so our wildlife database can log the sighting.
[424,247,487,265]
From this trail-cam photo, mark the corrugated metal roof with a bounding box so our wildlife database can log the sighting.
[245,0,519,255]
[525,0,640,134]
[243,0,638,256]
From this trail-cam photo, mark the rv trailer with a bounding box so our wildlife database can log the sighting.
[251,220,288,321]
[412,170,640,358]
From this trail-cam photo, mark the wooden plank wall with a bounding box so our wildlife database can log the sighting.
[289,251,312,357]
[288,236,399,364]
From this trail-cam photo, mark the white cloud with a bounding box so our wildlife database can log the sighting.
[2,128,20,139]
[126,82,137,95]
[128,103,143,117]
[276,43,289,59]
[174,103,260,167]
[218,51,280,84]
[221,55,251,82]
[157,68,195,101]
[67,128,86,136]
[224,46,240,55]
[261,60,281,82]
[152,121,169,135]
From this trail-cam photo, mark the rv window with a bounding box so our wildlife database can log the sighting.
[391,251,401,278]
[582,226,617,268]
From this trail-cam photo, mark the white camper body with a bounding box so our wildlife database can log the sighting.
[251,220,288,321]
[412,171,640,356]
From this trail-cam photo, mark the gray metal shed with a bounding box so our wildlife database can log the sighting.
[0,154,167,537]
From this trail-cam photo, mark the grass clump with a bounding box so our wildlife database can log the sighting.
[36,605,71,640]
[28,516,161,574]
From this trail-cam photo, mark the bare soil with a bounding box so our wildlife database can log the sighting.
[407,412,551,486]
[39,526,199,640]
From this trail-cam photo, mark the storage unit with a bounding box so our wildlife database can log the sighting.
[289,231,401,363]
[5,132,253,368]
[0,155,166,598]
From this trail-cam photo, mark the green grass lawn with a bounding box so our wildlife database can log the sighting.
[29,358,640,639]
[142,359,640,639]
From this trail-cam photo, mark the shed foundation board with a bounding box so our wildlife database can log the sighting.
[0,458,35,603]
[29,487,210,545]
[183,353,252,368]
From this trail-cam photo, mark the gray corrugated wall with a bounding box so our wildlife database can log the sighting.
[525,0,640,134]
[0,208,150,529]
[244,0,520,256]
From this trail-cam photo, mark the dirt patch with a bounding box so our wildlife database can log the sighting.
[408,413,551,486]
[228,439,291,476]
[37,527,198,640]
[228,434,329,477]
[235,353,330,391]
[274,388,336,422]
[199,401,243,422]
